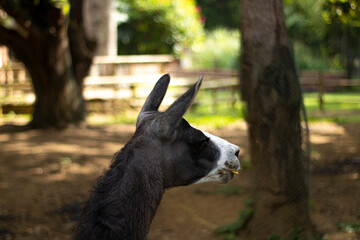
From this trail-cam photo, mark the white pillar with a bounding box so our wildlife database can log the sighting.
[84,0,118,56]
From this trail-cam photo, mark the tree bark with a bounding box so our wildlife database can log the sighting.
[69,0,97,92]
[240,0,319,239]
[0,0,96,129]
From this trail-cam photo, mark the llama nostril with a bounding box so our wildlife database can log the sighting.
[235,150,240,158]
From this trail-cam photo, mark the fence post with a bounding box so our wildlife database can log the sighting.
[211,88,217,112]
[318,71,324,111]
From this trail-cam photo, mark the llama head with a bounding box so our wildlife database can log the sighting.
[136,74,240,188]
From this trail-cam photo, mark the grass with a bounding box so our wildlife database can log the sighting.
[88,90,246,128]
[184,89,244,128]
[336,221,360,235]
[184,104,244,129]
[303,92,360,123]
[88,110,139,125]
[214,200,254,240]
[185,91,360,126]
[1,90,359,127]
[0,112,31,124]
[303,92,360,111]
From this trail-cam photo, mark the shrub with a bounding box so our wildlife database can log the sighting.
[293,41,340,71]
[187,28,240,70]
[117,0,204,56]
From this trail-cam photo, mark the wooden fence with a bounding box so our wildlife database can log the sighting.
[1,56,359,115]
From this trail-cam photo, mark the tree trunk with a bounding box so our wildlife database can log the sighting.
[25,8,85,129]
[27,39,85,129]
[0,0,96,129]
[69,0,97,92]
[240,0,319,239]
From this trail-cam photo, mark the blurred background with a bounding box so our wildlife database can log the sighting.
[0,0,359,126]
[0,0,359,239]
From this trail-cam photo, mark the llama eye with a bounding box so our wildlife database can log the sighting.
[194,138,209,151]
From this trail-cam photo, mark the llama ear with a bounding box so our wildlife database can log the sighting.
[137,74,170,127]
[158,76,203,137]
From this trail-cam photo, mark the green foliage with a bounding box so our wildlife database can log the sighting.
[322,0,360,78]
[214,200,254,240]
[336,221,360,235]
[50,0,70,14]
[0,0,70,27]
[196,0,240,29]
[323,0,360,27]
[293,42,339,71]
[117,0,204,55]
[284,0,344,72]
[187,28,240,70]
[285,0,327,46]
[284,0,360,77]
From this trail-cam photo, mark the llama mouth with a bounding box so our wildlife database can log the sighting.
[218,169,239,175]
[215,169,236,183]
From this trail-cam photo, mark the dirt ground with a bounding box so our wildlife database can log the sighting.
[0,122,359,240]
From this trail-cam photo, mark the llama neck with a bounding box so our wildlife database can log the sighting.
[75,148,164,240]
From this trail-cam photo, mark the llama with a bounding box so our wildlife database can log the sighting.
[73,74,240,240]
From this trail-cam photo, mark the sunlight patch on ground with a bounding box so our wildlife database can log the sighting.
[309,122,346,145]
[310,135,334,144]
[349,173,359,180]
[309,122,346,135]
[14,158,109,183]
[41,163,101,182]
[324,232,358,240]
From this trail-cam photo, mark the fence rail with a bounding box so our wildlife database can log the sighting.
[1,58,360,115]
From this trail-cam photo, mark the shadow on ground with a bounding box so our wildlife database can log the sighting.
[0,122,359,240]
